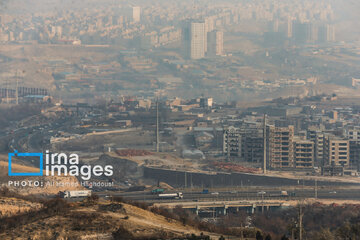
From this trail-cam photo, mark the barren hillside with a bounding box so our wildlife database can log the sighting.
[0,197,42,217]
[0,197,224,240]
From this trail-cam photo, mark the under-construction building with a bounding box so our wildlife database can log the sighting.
[307,129,324,166]
[241,128,264,164]
[223,126,241,157]
[223,123,264,163]
[349,140,360,171]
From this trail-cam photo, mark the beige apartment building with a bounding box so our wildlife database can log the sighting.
[293,138,314,169]
[267,125,295,169]
[323,135,349,167]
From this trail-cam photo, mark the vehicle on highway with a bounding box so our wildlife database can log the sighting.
[202,189,209,194]
[124,180,131,186]
[158,192,183,199]
[211,192,219,195]
[329,191,337,194]
[281,191,288,196]
[257,191,266,195]
[269,191,289,197]
[59,190,92,198]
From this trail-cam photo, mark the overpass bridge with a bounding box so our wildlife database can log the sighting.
[154,200,290,216]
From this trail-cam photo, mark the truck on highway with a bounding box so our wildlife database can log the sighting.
[60,190,92,198]
[158,192,183,199]
[151,188,165,194]
[280,191,288,196]
[269,191,289,198]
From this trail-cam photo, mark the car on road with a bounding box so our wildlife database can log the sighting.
[202,189,209,194]
[329,191,337,194]
[211,192,219,195]
[257,191,266,195]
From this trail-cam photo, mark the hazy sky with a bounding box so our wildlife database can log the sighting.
[0,0,358,17]
[0,0,359,40]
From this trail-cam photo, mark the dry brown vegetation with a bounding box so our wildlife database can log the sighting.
[0,197,42,218]
[5,187,360,239]
[111,196,260,239]
[251,203,360,239]
[0,192,223,240]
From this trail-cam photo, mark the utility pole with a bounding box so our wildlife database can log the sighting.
[226,128,230,162]
[240,225,244,240]
[5,79,8,104]
[15,70,19,105]
[315,179,318,199]
[263,114,267,174]
[184,171,187,189]
[190,173,193,189]
[299,202,304,240]
[156,99,160,153]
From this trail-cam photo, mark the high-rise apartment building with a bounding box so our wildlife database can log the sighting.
[182,20,206,59]
[293,21,317,44]
[346,127,360,171]
[199,97,213,109]
[349,140,360,171]
[204,17,215,33]
[286,18,293,38]
[207,30,224,57]
[242,130,264,164]
[267,125,295,169]
[294,138,314,169]
[132,6,141,23]
[323,135,349,167]
[345,127,360,141]
[307,130,324,166]
[318,24,335,43]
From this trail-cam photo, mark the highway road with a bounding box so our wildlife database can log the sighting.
[96,187,360,203]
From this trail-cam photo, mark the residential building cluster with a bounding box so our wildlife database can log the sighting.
[0,0,336,49]
[61,92,360,178]
[130,94,360,177]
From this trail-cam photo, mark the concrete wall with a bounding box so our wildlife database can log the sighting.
[144,167,358,187]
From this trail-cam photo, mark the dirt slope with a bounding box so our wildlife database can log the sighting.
[0,200,221,240]
[0,197,42,217]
